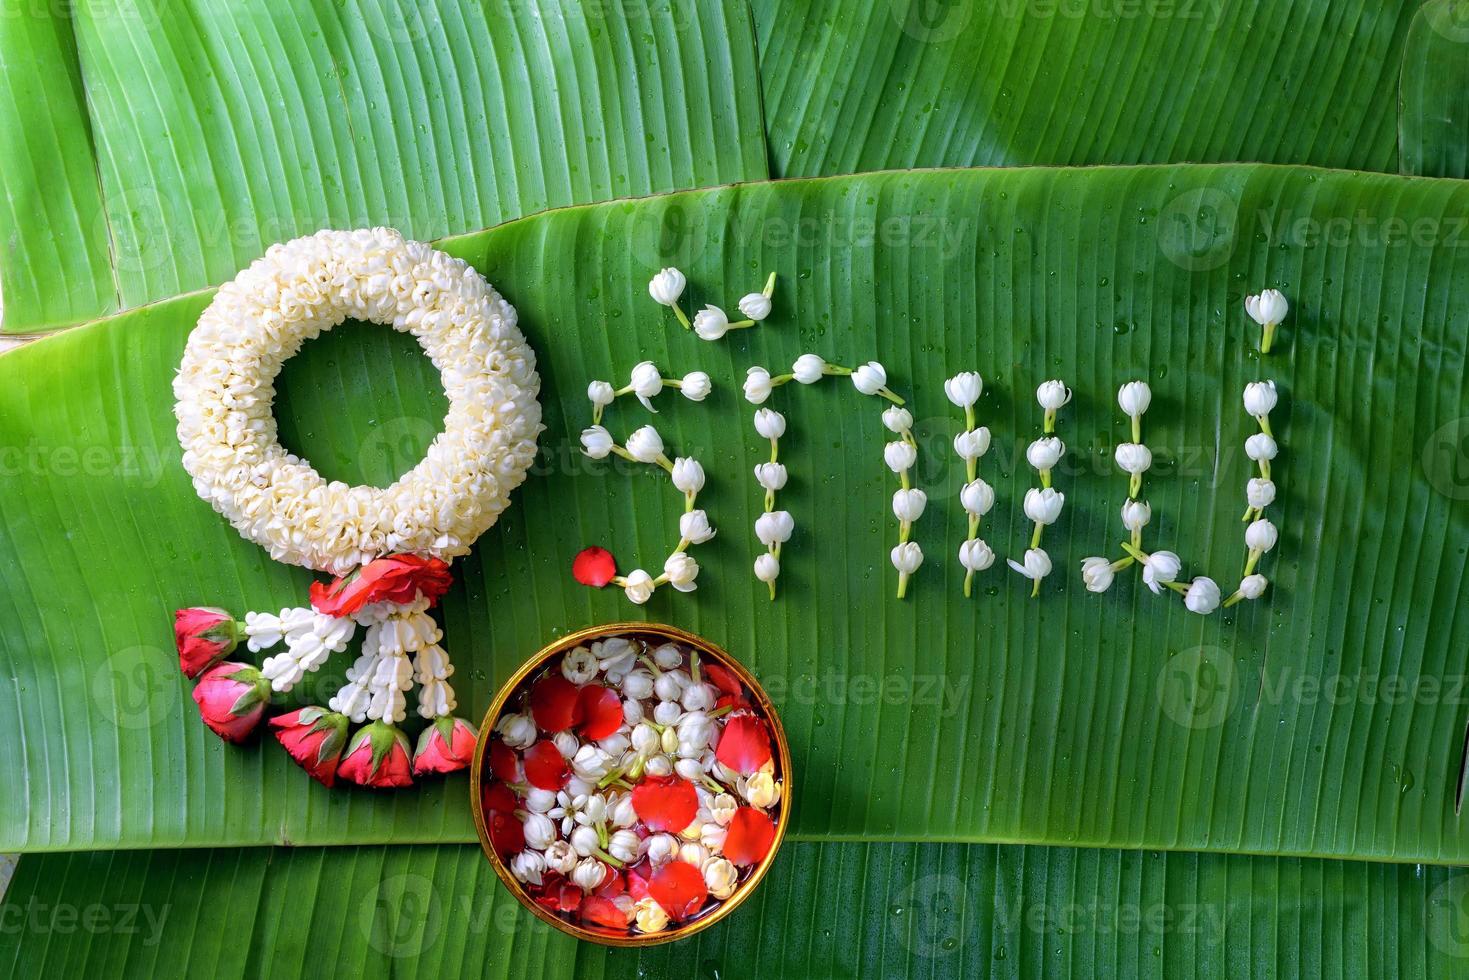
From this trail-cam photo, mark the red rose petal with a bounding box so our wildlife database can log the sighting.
[535,876,583,913]
[488,740,520,782]
[487,810,524,856]
[714,691,751,713]
[530,673,583,732]
[648,861,708,921]
[524,740,571,791]
[626,864,652,902]
[594,869,626,899]
[573,546,617,587]
[482,781,518,815]
[723,807,776,866]
[702,661,744,697]
[579,895,629,930]
[630,775,700,833]
[715,714,773,774]
[577,685,624,741]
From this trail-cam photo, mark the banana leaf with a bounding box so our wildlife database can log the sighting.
[0,841,1459,978]
[753,0,1419,178]
[1400,0,1469,179]
[0,0,766,333]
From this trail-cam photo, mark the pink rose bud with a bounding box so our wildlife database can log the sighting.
[412,716,478,776]
[338,721,414,789]
[173,606,242,679]
[269,707,350,788]
[191,662,270,744]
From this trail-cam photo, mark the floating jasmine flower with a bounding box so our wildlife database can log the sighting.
[792,353,826,383]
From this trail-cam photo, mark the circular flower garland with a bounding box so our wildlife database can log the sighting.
[575,362,717,604]
[171,228,543,789]
[482,634,784,936]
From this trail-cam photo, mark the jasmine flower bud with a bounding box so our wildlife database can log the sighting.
[1114,443,1152,475]
[1246,478,1276,509]
[851,360,887,395]
[523,812,557,851]
[883,405,914,433]
[622,569,655,605]
[1245,518,1278,552]
[1243,380,1277,416]
[1121,499,1152,531]
[892,488,927,522]
[1023,487,1065,525]
[623,671,656,702]
[572,857,608,892]
[671,457,705,494]
[1081,556,1115,593]
[580,425,613,460]
[710,793,738,824]
[693,305,730,341]
[753,407,786,439]
[679,509,716,545]
[544,841,577,874]
[1244,289,1288,326]
[959,539,995,571]
[755,510,795,547]
[744,771,781,808]
[510,850,546,885]
[525,788,557,813]
[1026,436,1064,471]
[704,858,740,899]
[572,744,616,781]
[953,427,991,460]
[1238,574,1269,599]
[1245,433,1278,462]
[634,896,670,933]
[662,553,700,592]
[891,542,923,574]
[792,353,826,383]
[738,291,772,320]
[587,380,615,408]
[680,371,712,402]
[1142,551,1181,594]
[960,479,995,516]
[753,461,788,490]
[629,360,663,409]
[944,371,983,408]
[1117,380,1151,417]
[648,268,686,306]
[561,646,599,684]
[652,643,683,670]
[607,829,642,864]
[743,366,773,405]
[495,711,536,750]
[1006,547,1052,581]
[625,425,665,464]
[644,833,680,868]
[1183,576,1221,614]
[1036,379,1072,410]
[753,553,780,583]
[884,440,917,473]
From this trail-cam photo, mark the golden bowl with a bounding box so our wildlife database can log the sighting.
[470,621,792,946]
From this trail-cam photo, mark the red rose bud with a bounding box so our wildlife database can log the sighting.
[572,546,617,587]
[412,715,478,776]
[309,554,453,617]
[338,721,414,789]
[174,606,242,679]
[270,707,350,787]
[192,662,270,744]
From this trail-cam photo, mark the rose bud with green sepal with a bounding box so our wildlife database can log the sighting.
[412,715,478,775]
[269,707,349,787]
[173,606,243,679]
[338,720,414,789]
[192,662,270,743]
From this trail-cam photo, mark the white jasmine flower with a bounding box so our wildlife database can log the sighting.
[959,539,995,571]
[851,361,887,395]
[743,366,773,404]
[884,440,917,473]
[511,850,546,886]
[1081,556,1115,593]
[1114,443,1153,475]
[561,646,599,684]
[495,711,536,750]
[622,670,655,701]
[944,372,982,408]
[553,732,580,758]
[1245,518,1279,552]
[891,541,924,574]
[622,569,655,605]
[1121,499,1152,532]
[524,788,557,813]
[522,812,557,851]
[543,841,577,874]
[569,825,602,858]
[1183,576,1221,615]
[892,488,927,522]
[1117,381,1151,417]
[648,267,686,306]
[681,681,716,713]
[753,408,786,440]
[704,858,740,899]
[953,427,991,460]
[610,793,639,828]
[595,637,638,678]
[1026,436,1064,471]
[710,793,739,825]
[960,479,995,516]
[1023,487,1065,525]
[693,305,730,341]
[580,425,613,460]
[753,553,780,583]
[1141,550,1181,594]
[1036,380,1072,410]
[634,896,670,934]
[754,462,788,490]
[651,643,682,670]
[1007,548,1052,582]
[1243,380,1278,416]
[587,380,615,409]
[679,509,717,544]
[629,361,663,410]
[792,353,826,383]
[608,829,642,864]
[738,292,772,321]
[663,552,700,592]
[1246,478,1276,509]
[1244,289,1288,326]
[622,699,645,727]
[625,425,665,463]
[743,771,781,808]
[1245,433,1278,462]
[671,457,705,494]
[1238,574,1269,599]
[572,744,616,782]
[644,833,681,869]
[572,858,608,892]
[755,510,795,547]
[883,405,914,433]
[680,371,712,402]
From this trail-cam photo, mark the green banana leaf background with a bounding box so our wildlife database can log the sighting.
[3,0,1469,977]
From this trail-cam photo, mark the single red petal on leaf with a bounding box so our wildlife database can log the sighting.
[488,740,520,782]
[577,685,624,741]
[530,674,583,732]
[702,662,744,697]
[630,776,700,833]
[572,547,617,587]
[649,862,708,921]
[723,807,776,866]
[579,894,629,930]
[524,740,571,791]
[715,714,773,774]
